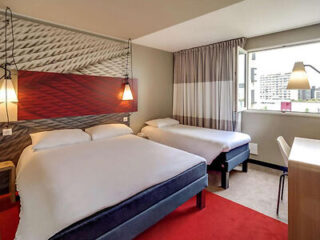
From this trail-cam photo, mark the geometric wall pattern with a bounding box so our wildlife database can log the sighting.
[0,112,130,163]
[0,16,129,77]
[18,70,137,120]
[0,15,132,192]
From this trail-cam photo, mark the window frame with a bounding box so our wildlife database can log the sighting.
[245,40,320,115]
[236,46,248,112]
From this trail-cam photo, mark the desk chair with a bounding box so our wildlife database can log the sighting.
[276,136,290,215]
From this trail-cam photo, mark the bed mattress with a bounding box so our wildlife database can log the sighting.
[16,134,206,240]
[141,124,251,165]
[51,162,206,239]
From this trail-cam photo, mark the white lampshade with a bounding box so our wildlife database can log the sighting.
[122,83,133,100]
[0,78,18,102]
[287,62,311,89]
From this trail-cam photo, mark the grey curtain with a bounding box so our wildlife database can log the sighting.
[173,38,246,131]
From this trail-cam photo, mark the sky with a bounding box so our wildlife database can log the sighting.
[250,41,320,87]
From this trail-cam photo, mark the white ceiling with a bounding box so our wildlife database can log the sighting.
[1,0,320,52]
[0,0,242,39]
[133,0,320,52]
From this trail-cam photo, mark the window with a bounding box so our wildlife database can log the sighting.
[237,47,247,112]
[248,42,320,113]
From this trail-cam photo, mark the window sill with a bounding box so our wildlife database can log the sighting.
[244,109,320,118]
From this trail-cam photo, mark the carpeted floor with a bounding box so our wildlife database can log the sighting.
[0,191,287,240]
[0,194,20,240]
[136,191,287,240]
[0,163,288,240]
[207,163,288,223]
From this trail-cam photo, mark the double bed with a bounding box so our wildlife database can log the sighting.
[16,130,208,240]
[141,122,251,189]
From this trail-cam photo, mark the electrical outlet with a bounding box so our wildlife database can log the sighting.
[2,128,13,136]
[123,117,128,122]
[249,143,258,155]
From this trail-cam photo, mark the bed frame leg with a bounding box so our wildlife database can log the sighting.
[242,160,248,172]
[221,171,229,189]
[196,190,206,209]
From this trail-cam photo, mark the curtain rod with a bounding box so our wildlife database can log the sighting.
[175,37,246,53]
[0,8,127,44]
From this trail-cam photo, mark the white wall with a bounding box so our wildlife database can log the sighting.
[130,44,173,133]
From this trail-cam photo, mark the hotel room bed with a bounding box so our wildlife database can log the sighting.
[51,163,206,240]
[141,123,251,189]
[16,133,208,240]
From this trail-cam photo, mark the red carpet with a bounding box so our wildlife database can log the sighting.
[136,191,287,240]
[0,194,20,240]
[0,191,287,240]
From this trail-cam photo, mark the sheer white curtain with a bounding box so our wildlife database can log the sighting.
[173,38,246,131]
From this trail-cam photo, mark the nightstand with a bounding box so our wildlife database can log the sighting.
[0,161,16,203]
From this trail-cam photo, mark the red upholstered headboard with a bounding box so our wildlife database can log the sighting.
[17,70,138,120]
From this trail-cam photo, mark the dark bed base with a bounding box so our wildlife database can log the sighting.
[98,177,207,240]
[50,172,208,240]
[208,143,250,189]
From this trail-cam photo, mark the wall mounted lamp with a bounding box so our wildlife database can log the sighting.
[0,7,19,128]
[287,62,320,90]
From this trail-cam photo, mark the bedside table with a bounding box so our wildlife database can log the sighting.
[0,161,16,203]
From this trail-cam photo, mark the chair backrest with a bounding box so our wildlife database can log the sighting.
[277,136,291,167]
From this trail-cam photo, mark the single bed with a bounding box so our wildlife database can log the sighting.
[16,133,207,240]
[141,123,251,189]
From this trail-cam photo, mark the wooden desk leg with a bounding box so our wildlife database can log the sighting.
[9,166,16,203]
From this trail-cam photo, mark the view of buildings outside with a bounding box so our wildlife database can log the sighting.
[248,42,320,113]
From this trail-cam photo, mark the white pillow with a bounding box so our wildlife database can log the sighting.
[145,118,179,128]
[85,123,133,140]
[30,129,91,151]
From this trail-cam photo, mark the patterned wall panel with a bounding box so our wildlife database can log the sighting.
[0,17,129,76]
[17,70,137,120]
[0,113,130,163]
[0,15,132,192]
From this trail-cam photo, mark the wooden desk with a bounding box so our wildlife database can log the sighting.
[289,137,320,240]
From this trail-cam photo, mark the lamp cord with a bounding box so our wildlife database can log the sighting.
[2,7,17,128]
[4,7,9,128]
[124,38,132,82]
[8,8,18,71]
[130,39,133,79]
[125,39,129,79]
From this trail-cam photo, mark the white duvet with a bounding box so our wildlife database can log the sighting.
[16,134,205,240]
[141,124,251,165]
